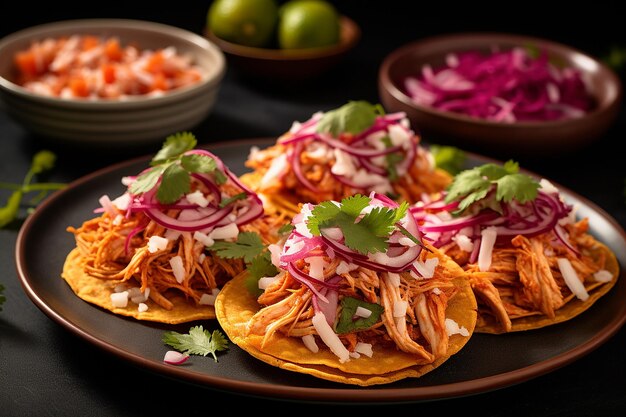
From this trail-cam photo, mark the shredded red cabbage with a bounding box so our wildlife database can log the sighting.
[403,47,594,122]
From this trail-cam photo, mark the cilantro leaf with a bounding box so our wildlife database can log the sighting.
[180,153,218,174]
[444,160,540,214]
[162,325,228,362]
[0,283,5,311]
[335,297,384,334]
[245,252,279,297]
[308,200,341,235]
[307,195,414,255]
[156,164,190,204]
[211,231,266,263]
[429,144,466,175]
[316,101,384,136]
[495,173,539,203]
[219,192,247,208]
[277,223,294,236]
[152,132,197,165]
[129,165,166,195]
[128,132,227,204]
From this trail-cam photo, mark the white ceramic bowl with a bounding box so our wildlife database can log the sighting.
[0,19,226,146]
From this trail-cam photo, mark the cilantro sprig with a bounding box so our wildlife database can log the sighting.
[316,101,385,136]
[335,297,384,334]
[444,160,540,214]
[307,194,411,255]
[430,144,466,175]
[0,150,66,228]
[129,132,226,204]
[211,231,280,296]
[162,325,228,362]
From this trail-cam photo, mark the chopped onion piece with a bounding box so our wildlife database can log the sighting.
[193,231,215,247]
[138,303,148,312]
[557,258,589,301]
[148,235,168,253]
[445,318,469,337]
[169,255,185,284]
[208,223,239,240]
[186,190,209,207]
[306,256,326,280]
[354,306,372,318]
[163,350,189,365]
[199,293,216,305]
[258,276,277,290]
[354,342,373,357]
[110,291,129,308]
[312,312,350,363]
[301,334,319,353]
[453,234,474,252]
[478,227,497,272]
[594,269,613,283]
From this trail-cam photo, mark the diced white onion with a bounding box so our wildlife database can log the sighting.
[186,190,209,207]
[99,194,117,217]
[301,334,319,353]
[312,312,350,363]
[111,193,131,211]
[169,256,185,284]
[354,306,372,318]
[557,258,589,301]
[208,223,239,240]
[148,235,168,253]
[478,227,497,271]
[266,243,281,268]
[432,287,442,295]
[199,293,216,305]
[110,291,129,308]
[112,214,124,225]
[354,342,373,357]
[193,231,215,247]
[453,234,474,252]
[594,269,613,283]
[331,148,356,176]
[306,256,326,280]
[261,153,288,188]
[320,227,343,241]
[164,229,182,241]
[258,276,277,290]
[445,318,469,337]
[336,261,358,275]
[138,303,148,312]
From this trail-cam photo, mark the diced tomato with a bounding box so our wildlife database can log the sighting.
[15,51,39,77]
[101,64,116,84]
[69,77,89,97]
[81,36,100,51]
[104,38,122,61]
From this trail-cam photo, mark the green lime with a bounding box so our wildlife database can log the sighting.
[277,0,341,49]
[207,0,279,47]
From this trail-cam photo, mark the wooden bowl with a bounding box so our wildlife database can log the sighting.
[378,32,623,155]
[205,15,360,81]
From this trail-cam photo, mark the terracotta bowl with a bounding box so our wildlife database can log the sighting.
[378,32,623,155]
[205,15,360,81]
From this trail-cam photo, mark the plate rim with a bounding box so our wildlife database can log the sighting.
[14,137,626,403]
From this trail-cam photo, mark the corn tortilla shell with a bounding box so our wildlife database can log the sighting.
[215,252,477,386]
[475,241,620,334]
[61,248,216,324]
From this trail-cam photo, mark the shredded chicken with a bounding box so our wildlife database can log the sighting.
[244,137,451,218]
[67,204,287,311]
[457,219,609,332]
[245,249,459,363]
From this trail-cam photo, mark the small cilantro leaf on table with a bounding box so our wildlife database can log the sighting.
[162,325,228,362]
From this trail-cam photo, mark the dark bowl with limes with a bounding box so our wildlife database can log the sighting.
[205,15,360,82]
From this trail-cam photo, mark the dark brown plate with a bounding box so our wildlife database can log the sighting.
[15,138,626,403]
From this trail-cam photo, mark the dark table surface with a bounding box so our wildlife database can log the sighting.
[2,2,626,415]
